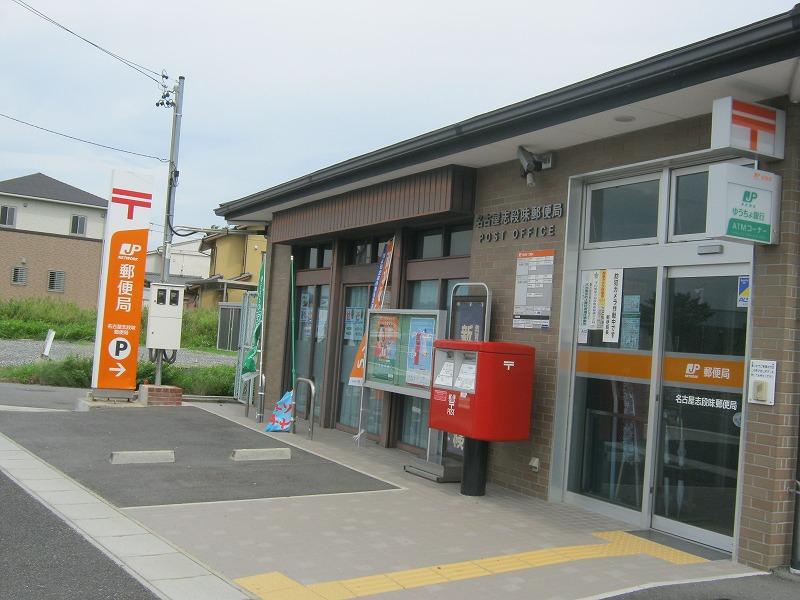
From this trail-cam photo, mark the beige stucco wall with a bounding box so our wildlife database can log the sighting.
[0,229,102,308]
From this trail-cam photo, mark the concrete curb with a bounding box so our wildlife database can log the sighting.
[230,448,290,461]
[110,451,176,465]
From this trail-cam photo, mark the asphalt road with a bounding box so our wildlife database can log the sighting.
[0,382,84,410]
[610,573,799,600]
[0,470,160,600]
[0,405,396,507]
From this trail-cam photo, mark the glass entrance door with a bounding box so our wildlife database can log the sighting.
[651,270,748,551]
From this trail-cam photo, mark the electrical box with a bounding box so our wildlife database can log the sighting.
[146,283,184,350]
[429,340,535,442]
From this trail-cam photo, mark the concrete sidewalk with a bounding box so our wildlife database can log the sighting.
[122,402,758,600]
[0,390,765,600]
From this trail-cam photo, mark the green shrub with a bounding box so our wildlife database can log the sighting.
[162,364,235,396]
[38,355,93,387]
[0,356,234,396]
[0,363,39,384]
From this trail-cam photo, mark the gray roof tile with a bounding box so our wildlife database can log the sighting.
[0,173,107,208]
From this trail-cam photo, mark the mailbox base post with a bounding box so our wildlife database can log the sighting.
[460,438,489,496]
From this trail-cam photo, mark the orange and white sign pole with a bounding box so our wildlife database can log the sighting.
[91,170,153,393]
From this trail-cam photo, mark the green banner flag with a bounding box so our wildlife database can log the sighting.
[242,260,265,376]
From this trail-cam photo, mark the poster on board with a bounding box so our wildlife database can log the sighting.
[405,317,435,387]
[513,249,555,329]
[368,314,399,382]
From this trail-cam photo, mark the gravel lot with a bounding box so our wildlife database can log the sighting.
[0,339,237,368]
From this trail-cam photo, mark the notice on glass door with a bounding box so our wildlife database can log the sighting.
[577,268,624,343]
[513,249,555,329]
[602,269,623,342]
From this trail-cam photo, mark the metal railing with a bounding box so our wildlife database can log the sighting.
[293,377,316,440]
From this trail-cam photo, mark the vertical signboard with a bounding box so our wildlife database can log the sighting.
[91,170,153,390]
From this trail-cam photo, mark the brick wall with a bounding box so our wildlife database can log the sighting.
[261,243,291,406]
[0,228,102,308]
[739,99,800,569]
[139,384,183,406]
[471,115,712,497]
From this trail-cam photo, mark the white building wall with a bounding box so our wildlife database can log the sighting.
[0,194,105,239]
[145,239,209,278]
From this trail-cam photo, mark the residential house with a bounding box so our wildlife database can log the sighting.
[188,227,266,309]
[0,173,106,308]
[144,238,211,307]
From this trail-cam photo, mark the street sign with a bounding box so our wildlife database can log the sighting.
[91,170,153,390]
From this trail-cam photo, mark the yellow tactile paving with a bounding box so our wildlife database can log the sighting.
[235,530,709,600]
[385,567,449,588]
[236,571,308,597]
[594,531,708,565]
[306,582,354,600]
[338,574,403,596]
[431,559,492,581]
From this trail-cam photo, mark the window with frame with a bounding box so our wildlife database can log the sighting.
[11,266,27,285]
[70,214,87,236]
[47,270,65,293]
[0,205,16,227]
[411,225,472,260]
[297,243,333,269]
[344,236,394,266]
[587,178,660,246]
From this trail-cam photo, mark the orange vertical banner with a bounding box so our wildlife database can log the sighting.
[348,238,394,386]
[91,171,153,390]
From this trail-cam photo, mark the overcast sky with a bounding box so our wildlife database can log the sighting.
[0,1,793,244]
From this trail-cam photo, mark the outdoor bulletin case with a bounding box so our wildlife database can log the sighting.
[429,340,535,441]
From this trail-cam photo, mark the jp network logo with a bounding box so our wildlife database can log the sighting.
[685,363,701,378]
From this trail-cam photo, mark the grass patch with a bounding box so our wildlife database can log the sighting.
[0,356,235,396]
[180,308,218,349]
[0,298,96,341]
[0,298,220,350]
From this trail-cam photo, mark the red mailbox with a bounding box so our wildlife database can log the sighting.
[429,340,535,442]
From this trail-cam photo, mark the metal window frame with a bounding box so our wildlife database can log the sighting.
[1,205,16,227]
[47,270,65,293]
[70,214,87,236]
[11,265,27,285]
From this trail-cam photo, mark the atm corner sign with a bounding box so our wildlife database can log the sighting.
[708,163,781,245]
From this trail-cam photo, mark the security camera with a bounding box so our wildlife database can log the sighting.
[517,146,542,176]
[517,147,555,188]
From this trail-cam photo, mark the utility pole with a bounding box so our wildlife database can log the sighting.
[155,75,185,385]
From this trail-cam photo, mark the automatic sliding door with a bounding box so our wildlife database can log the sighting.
[652,272,747,550]
[568,267,657,511]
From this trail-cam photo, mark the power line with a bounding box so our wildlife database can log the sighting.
[10,0,165,86]
[0,112,168,162]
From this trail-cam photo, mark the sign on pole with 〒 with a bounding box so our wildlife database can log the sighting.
[91,170,153,390]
